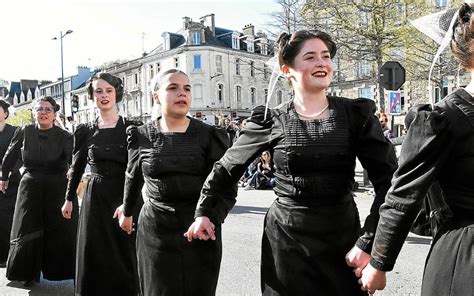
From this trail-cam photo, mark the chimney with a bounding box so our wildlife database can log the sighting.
[200,14,216,37]
[183,16,191,30]
[242,24,254,36]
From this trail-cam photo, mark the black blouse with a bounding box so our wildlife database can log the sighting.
[195,97,397,252]
[122,118,232,217]
[1,125,73,179]
[371,89,474,271]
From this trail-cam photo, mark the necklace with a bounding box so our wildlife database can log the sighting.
[295,104,329,119]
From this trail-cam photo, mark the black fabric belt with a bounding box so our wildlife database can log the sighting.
[90,164,125,177]
[277,193,353,207]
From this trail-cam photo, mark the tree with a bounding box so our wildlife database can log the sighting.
[265,0,307,38]
[7,108,33,127]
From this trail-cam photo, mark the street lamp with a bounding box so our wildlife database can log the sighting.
[52,30,73,116]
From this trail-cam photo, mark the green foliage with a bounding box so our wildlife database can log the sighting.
[7,108,33,127]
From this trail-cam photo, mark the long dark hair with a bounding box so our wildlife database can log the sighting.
[87,72,124,103]
[451,3,474,69]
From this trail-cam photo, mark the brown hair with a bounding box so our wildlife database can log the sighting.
[276,30,337,68]
[87,72,124,103]
[451,3,474,69]
[153,69,188,92]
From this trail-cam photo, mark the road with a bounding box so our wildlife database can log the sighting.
[0,184,430,295]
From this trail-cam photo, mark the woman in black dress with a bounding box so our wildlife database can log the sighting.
[0,99,19,268]
[61,73,142,295]
[115,69,231,296]
[1,96,76,286]
[185,30,398,296]
[361,4,474,295]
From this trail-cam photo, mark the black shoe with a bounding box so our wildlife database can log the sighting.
[23,280,34,287]
[0,262,6,268]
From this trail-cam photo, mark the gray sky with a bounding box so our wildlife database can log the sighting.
[1,0,280,82]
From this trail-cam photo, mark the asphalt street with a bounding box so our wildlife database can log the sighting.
[0,180,430,295]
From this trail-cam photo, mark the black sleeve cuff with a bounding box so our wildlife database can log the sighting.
[370,258,394,272]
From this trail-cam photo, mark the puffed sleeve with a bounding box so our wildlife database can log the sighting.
[1,127,24,181]
[195,106,282,224]
[370,106,453,271]
[63,130,74,166]
[350,99,398,253]
[65,124,90,201]
[123,125,144,217]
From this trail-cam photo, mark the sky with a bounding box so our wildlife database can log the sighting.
[1,0,281,83]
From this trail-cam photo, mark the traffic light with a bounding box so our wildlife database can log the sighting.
[71,95,79,113]
[231,111,237,118]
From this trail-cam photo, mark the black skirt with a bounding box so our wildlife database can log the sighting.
[261,197,367,296]
[421,221,474,296]
[0,173,20,263]
[75,172,141,296]
[6,171,77,282]
[137,199,222,296]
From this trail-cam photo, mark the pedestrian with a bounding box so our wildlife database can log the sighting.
[379,112,393,139]
[360,3,474,295]
[0,99,20,268]
[114,69,231,296]
[244,150,275,190]
[185,30,397,295]
[61,72,143,295]
[224,117,236,146]
[0,96,77,286]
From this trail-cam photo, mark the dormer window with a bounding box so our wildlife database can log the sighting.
[261,43,268,55]
[162,32,171,51]
[232,32,240,50]
[192,31,201,45]
[247,39,254,53]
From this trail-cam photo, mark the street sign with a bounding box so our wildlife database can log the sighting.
[389,91,401,115]
[380,61,406,91]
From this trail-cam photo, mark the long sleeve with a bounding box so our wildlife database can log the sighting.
[351,99,398,253]
[370,107,453,271]
[195,106,281,224]
[65,124,90,201]
[123,125,144,217]
[1,128,24,181]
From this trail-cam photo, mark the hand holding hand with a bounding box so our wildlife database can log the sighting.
[345,245,371,277]
[183,216,216,242]
[61,200,73,219]
[359,263,386,294]
[0,180,9,193]
[113,205,134,235]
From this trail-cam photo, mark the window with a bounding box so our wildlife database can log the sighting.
[235,58,240,75]
[358,61,370,78]
[232,35,240,49]
[250,61,255,77]
[217,84,224,103]
[277,90,283,105]
[193,84,203,100]
[174,57,179,68]
[216,55,223,74]
[149,64,154,79]
[435,0,447,8]
[358,87,373,100]
[192,31,201,45]
[156,63,161,73]
[264,89,268,103]
[261,43,268,55]
[247,40,254,53]
[193,55,202,70]
[263,64,268,79]
[134,73,139,85]
[250,87,256,104]
[236,86,242,103]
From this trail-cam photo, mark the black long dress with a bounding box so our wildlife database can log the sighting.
[122,118,232,296]
[65,117,143,296]
[0,124,20,263]
[2,125,77,282]
[194,97,398,296]
[370,89,474,296]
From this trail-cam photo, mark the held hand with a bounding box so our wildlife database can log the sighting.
[345,245,371,278]
[0,180,9,193]
[61,201,73,219]
[183,216,216,242]
[359,264,386,294]
[113,205,134,235]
